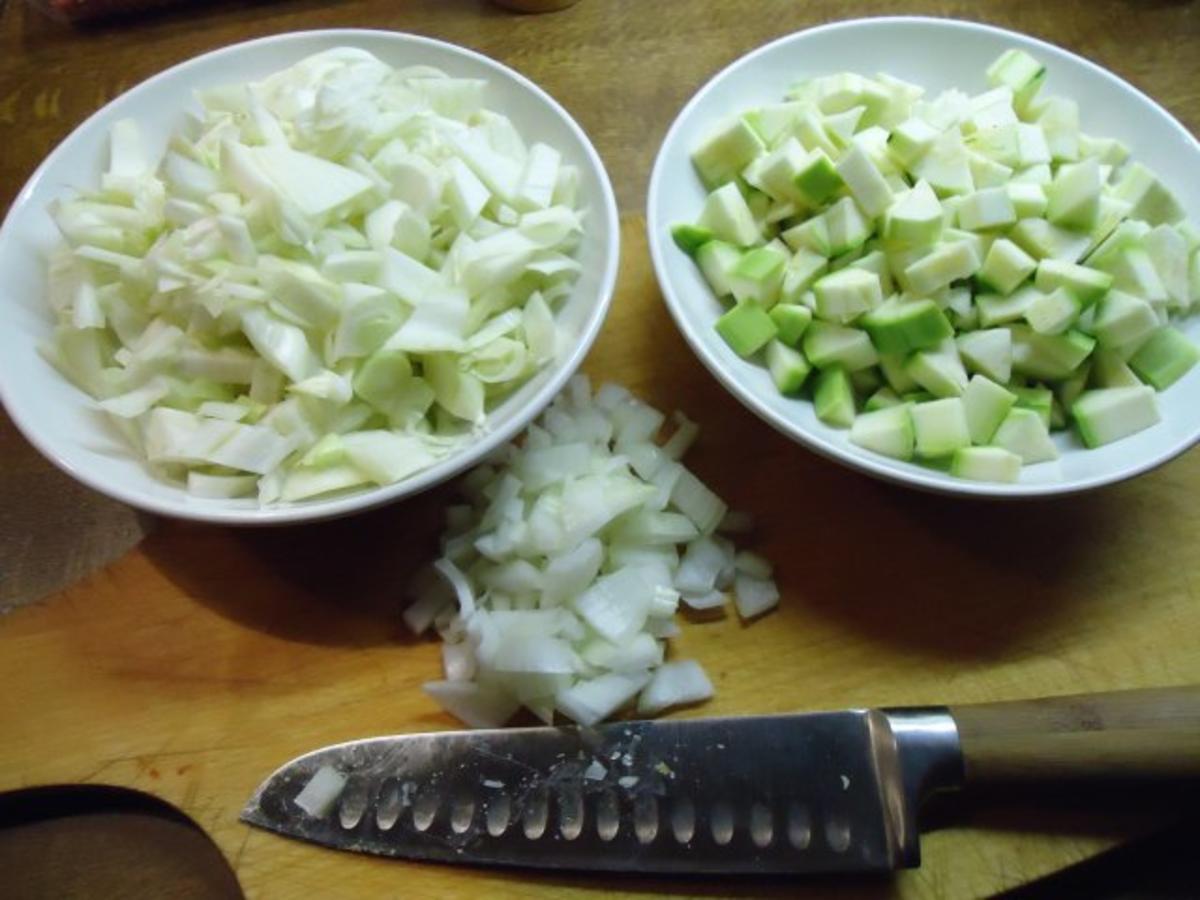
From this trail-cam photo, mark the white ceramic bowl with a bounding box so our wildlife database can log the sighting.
[0,29,619,524]
[648,17,1200,498]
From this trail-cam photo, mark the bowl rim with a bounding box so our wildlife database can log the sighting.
[647,15,1200,499]
[0,28,621,525]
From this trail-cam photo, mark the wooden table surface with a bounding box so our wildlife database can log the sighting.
[2,1,1199,897]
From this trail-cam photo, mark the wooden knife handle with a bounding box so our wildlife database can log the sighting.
[949,685,1200,784]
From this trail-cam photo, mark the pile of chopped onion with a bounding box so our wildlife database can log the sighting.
[404,376,780,728]
[42,47,583,503]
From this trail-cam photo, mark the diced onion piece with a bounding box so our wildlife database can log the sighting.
[293,765,347,818]
[407,378,780,729]
[555,671,650,727]
[423,680,520,729]
[637,660,715,715]
[733,574,780,620]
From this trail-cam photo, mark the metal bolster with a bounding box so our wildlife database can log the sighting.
[868,707,965,869]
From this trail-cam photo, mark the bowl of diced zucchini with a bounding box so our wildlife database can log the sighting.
[647,16,1200,496]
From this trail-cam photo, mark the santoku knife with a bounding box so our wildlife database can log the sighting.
[242,686,1200,875]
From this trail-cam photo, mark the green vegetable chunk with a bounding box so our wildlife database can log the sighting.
[911,398,971,458]
[769,303,813,346]
[766,339,812,394]
[1072,386,1161,447]
[1128,328,1200,390]
[860,297,953,354]
[950,446,1023,483]
[715,301,777,357]
[814,366,856,427]
[849,404,914,459]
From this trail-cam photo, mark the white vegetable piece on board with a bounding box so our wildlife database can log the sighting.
[412,378,783,730]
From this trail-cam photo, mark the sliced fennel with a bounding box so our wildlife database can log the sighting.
[43,48,584,504]
[406,376,779,729]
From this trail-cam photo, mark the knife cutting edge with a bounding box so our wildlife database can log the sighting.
[241,686,1200,875]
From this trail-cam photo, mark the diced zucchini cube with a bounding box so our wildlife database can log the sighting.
[1091,289,1160,349]
[911,397,971,457]
[879,352,920,394]
[962,374,1017,444]
[888,117,939,168]
[1015,123,1051,166]
[781,216,832,257]
[699,182,760,246]
[943,227,992,267]
[715,300,777,357]
[824,197,873,256]
[904,240,982,295]
[1033,260,1112,307]
[986,49,1046,114]
[1110,248,1169,304]
[813,268,884,323]
[1005,182,1049,219]
[1143,224,1191,309]
[835,143,894,218]
[956,328,1013,383]
[691,118,763,188]
[692,117,766,188]
[1037,96,1080,164]
[754,137,811,204]
[882,181,944,246]
[813,366,856,427]
[859,296,953,354]
[766,339,812,394]
[849,404,915,460]
[957,187,1017,232]
[1078,133,1130,166]
[911,128,975,197]
[1008,324,1095,380]
[967,123,1020,168]
[1013,163,1052,185]
[977,285,1041,328]
[1011,385,1054,428]
[1085,220,1152,271]
[802,321,879,371]
[951,446,1022,483]
[976,238,1037,295]
[967,151,1015,190]
[1025,286,1082,335]
[769,302,813,346]
[905,339,969,397]
[1045,157,1101,231]
[672,223,714,256]
[779,247,829,304]
[1090,348,1141,388]
[993,407,1058,463]
[695,239,742,298]
[728,246,788,307]
[1072,386,1160,447]
[824,107,866,149]
[848,249,895,296]
[1008,218,1090,263]
[743,101,807,147]
[1128,327,1200,390]
[792,149,844,206]
[1112,162,1186,226]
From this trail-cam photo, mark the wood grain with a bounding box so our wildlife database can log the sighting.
[951,686,1200,783]
[1,0,1199,897]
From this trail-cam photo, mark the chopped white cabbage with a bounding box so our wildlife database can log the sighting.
[43,47,584,504]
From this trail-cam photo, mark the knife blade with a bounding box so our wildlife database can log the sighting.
[242,686,1200,875]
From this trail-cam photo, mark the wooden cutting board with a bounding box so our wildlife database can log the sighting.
[2,216,1199,899]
